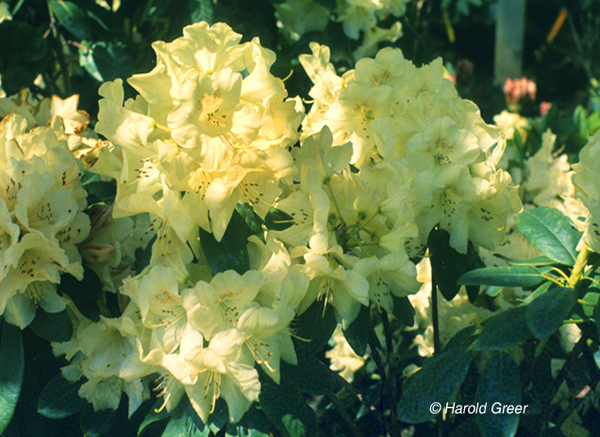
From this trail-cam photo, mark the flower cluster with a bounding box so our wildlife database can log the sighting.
[46,21,522,426]
[0,92,92,328]
[299,43,521,255]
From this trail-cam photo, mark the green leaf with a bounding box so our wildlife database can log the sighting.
[225,405,271,437]
[80,404,118,437]
[190,0,214,24]
[391,295,415,326]
[492,254,556,266]
[38,373,87,419]
[475,353,521,437]
[29,308,73,342]
[526,287,577,339]
[475,306,533,350]
[79,42,135,83]
[342,304,371,356]
[290,300,336,354]
[235,203,264,240]
[135,234,156,275]
[516,207,582,266]
[84,181,117,206]
[282,349,337,396]
[264,207,294,231]
[428,227,484,301]
[58,266,103,305]
[458,266,546,288]
[162,414,208,437]
[442,326,477,352]
[138,400,170,437]
[595,300,600,344]
[396,346,473,423]
[200,209,251,276]
[0,323,24,434]
[258,368,318,437]
[51,1,92,40]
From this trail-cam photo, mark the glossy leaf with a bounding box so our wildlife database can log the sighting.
[137,400,170,437]
[475,353,521,437]
[200,209,251,276]
[258,368,318,437]
[225,405,271,437]
[0,323,24,434]
[516,207,582,266]
[458,266,545,288]
[58,266,103,305]
[51,0,92,40]
[475,306,533,351]
[342,304,371,356]
[493,254,556,266]
[293,300,337,354]
[526,287,577,339]
[29,308,73,342]
[428,227,484,301]
[264,207,294,231]
[397,346,473,423]
[38,373,87,419]
[80,404,118,437]
[391,295,415,326]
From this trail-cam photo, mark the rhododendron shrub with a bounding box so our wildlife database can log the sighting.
[1,18,599,437]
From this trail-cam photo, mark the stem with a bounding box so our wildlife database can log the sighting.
[577,299,597,307]
[329,394,365,437]
[325,179,346,226]
[431,265,441,355]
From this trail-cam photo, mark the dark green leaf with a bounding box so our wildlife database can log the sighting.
[162,414,208,437]
[492,254,556,266]
[258,368,318,437]
[80,404,118,437]
[225,405,271,437]
[138,400,170,437]
[74,302,100,323]
[80,42,135,82]
[342,304,371,356]
[458,266,545,288]
[200,209,251,275]
[29,308,73,342]
[38,373,87,419]
[264,207,294,231]
[595,297,600,341]
[190,0,215,24]
[475,306,533,350]
[58,266,103,305]
[391,295,415,326]
[293,300,336,354]
[526,287,577,339]
[0,21,48,94]
[51,0,92,40]
[428,228,484,301]
[396,346,473,423]
[235,203,264,239]
[442,326,477,352]
[135,234,156,275]
[516,207,582,266]
[475,353,521,437]
[84,181,117,206]
[282,349,337,396]
[0,323,24,434]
